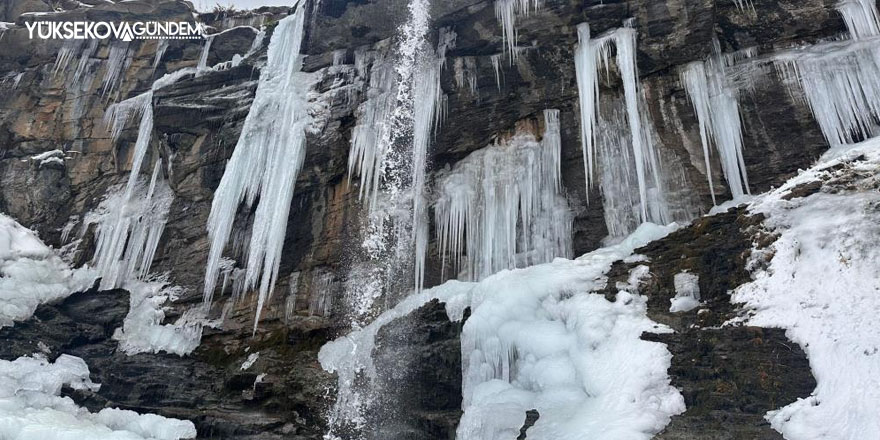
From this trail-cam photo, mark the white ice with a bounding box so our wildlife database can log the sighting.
[321,222,684,440]
[434,110,571,281]
[0,213,94,328]
[203,9,314,333]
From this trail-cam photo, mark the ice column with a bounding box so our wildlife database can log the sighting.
[91,90,174,289]
[203,9,312,332]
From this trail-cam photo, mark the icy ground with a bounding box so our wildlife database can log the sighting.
[731,140,880,439]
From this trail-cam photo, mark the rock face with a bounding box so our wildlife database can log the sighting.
[603,209,816,440]
[0,0,857,438]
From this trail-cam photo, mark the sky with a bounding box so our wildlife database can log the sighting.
[194,0,297,12]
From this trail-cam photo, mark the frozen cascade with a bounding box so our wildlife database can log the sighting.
[774,0,880,147]
[680,44,755,202]
[321,223,685,440]
[90,91,174,289]
[574,21,669,225]
[197,34,215,71]
[838,0,880,39]
[153,39,169,73]
[596,100,643,238]
[203,9,313,332]
[434,110,572,282]
[494,0,542,61]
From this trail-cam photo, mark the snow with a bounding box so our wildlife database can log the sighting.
[1,214,94,328]
[29,150,64,162]
[321,222,684,439]
[731,141,880,439]
[0,354,196,439]
[434,110,571,281]
[669,271,701,313]
[203,9,313,332]
[455,222,683,440]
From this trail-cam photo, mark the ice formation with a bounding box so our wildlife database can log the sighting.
[732,140,880,439]
[838,0,880,39]
[112,278,205,356]
[321,223,684,440]
[0,354,196,439]
[494,0,542,61]
[197,34,215,71]
[325,1,446,434]
[680,44,755,203]
[574,21,669,224]
[774,0,880,148]
[434,110,571,281]
[203,9,313,332]
[89,135,173,290]
[0,214,94,328]
[669,271,701,312]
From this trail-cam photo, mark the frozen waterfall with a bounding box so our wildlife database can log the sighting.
[574,21,669,228]
[434,110,572,282]
[680,44,755,203]
[202,9,313,332]
[774,0,880,147]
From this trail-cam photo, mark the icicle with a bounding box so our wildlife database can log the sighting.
[680,45,754,202]
[773,0,880,147]
[153,39,169,73]
[103,91,152,143]
[101,41,132,97]
[574,23,598,192]
[494,0,542,62]
[490,54,503,90]
[197,34,215,72]
[838,0,880,39]
[203,9,313,334]
[90,100,174,288]
[574,21,669,222]
[434,111,571,281]
[332,49,346,66]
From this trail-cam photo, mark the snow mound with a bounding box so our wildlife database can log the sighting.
[0,354,196,440]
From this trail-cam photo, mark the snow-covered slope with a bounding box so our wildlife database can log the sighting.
[732,141,880,439]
